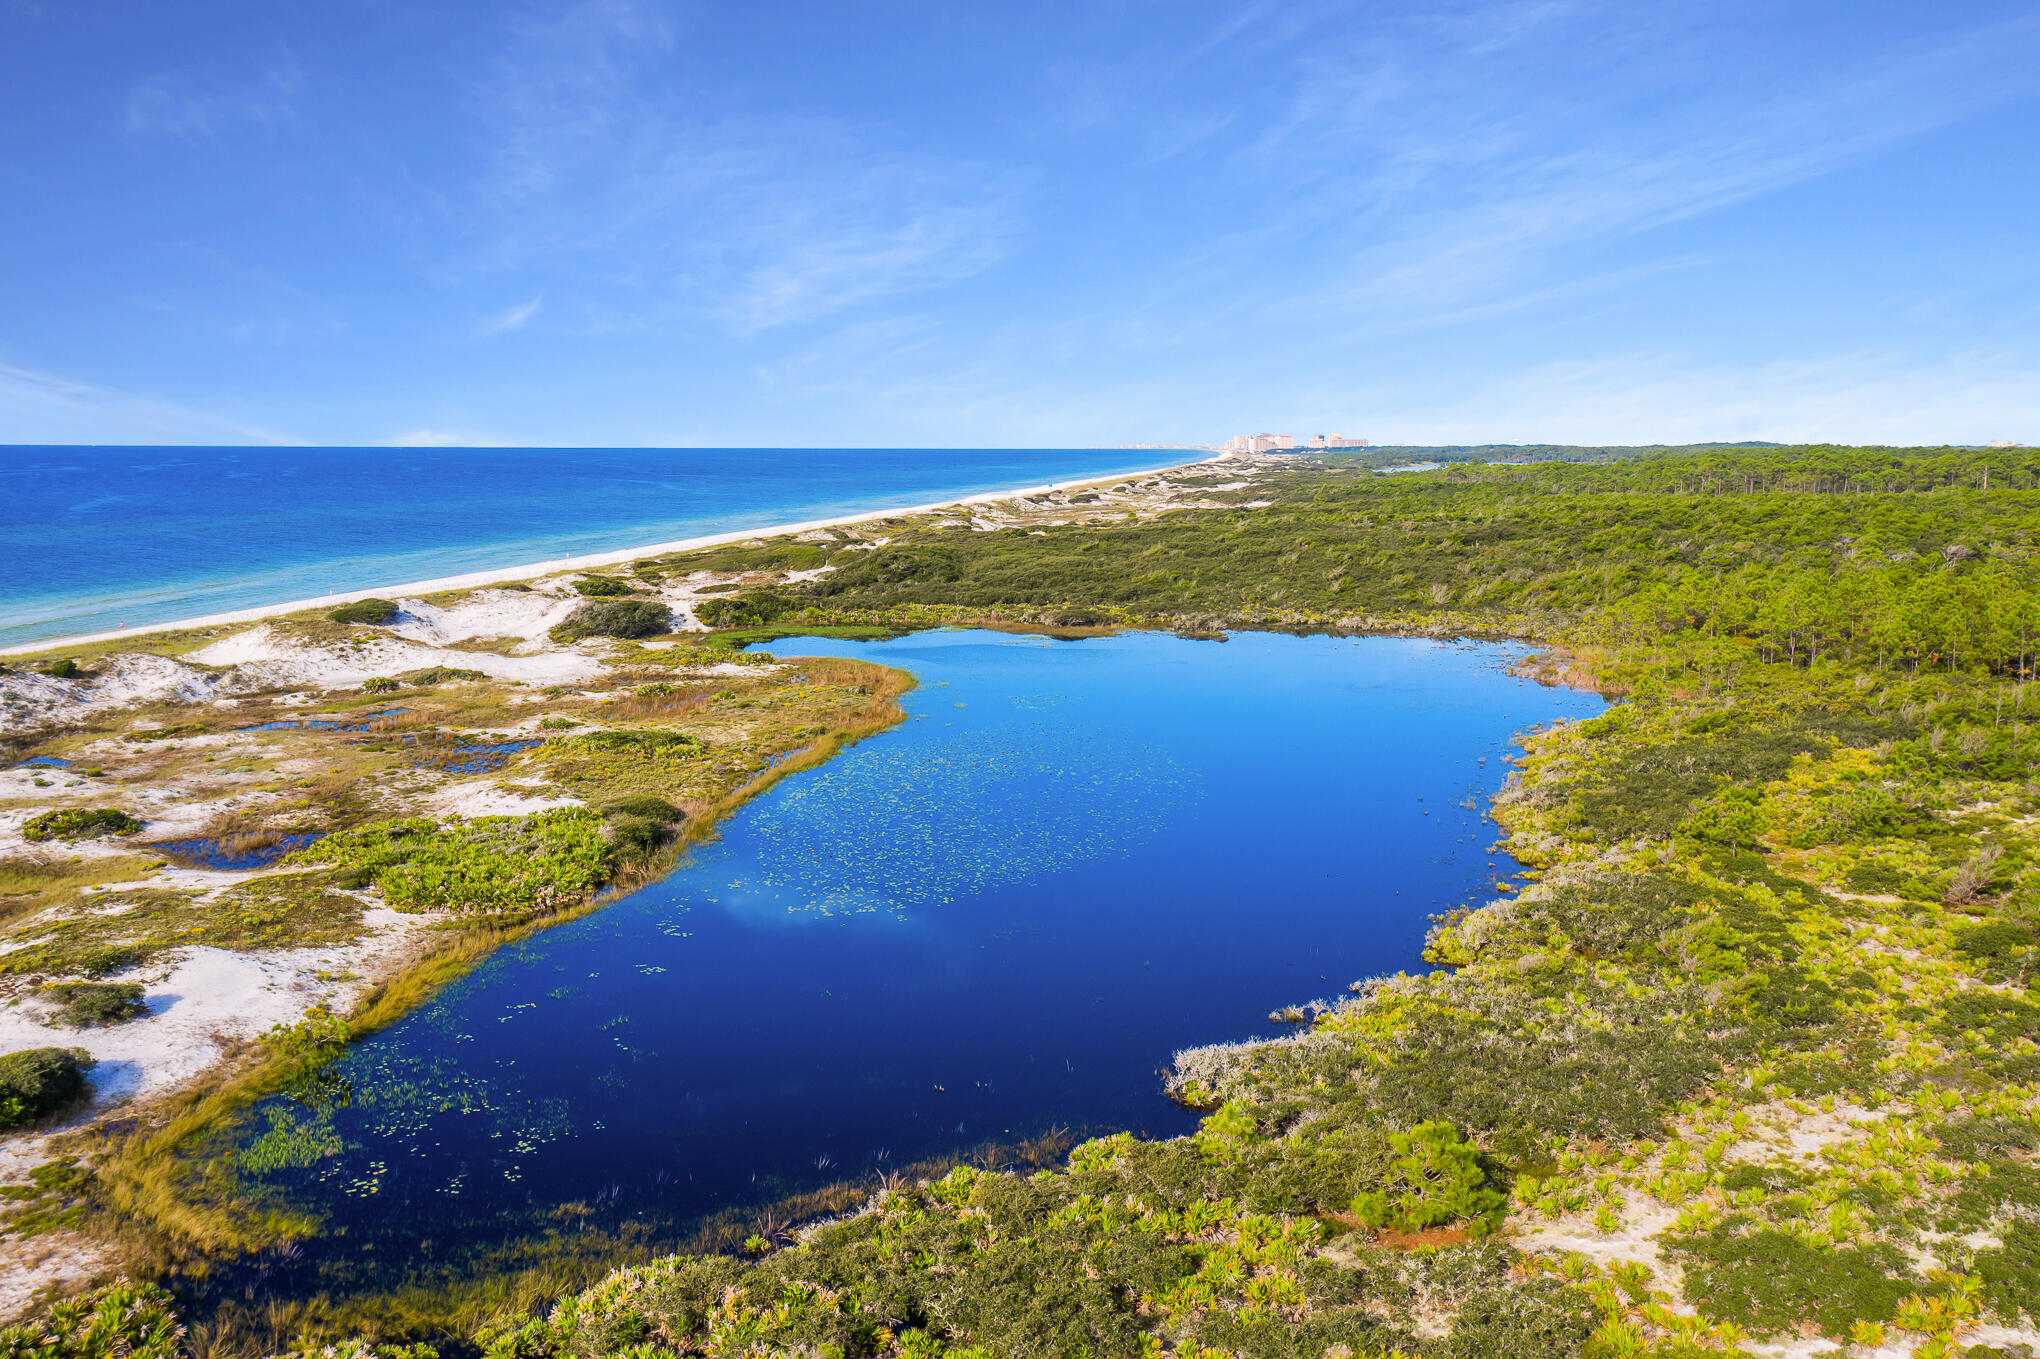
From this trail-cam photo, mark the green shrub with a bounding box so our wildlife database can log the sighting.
[45,657,80,679]
[696,591,793,628]
[1777,782,1916,848]
[1938,990,2040,1043]
[566,731,704,759]
[1671,1223,1916,1336]
[573,575,637,597]
[41,981,147,1028]
[0,1047,94,1130]
[1431,1280,1599,1359]
[554,598,672,640]
[402,666,486,686]
[1678,785,1767,847]
[1954,921,2040,983]
[599,794,683,823]
[1977,1221,2040,1321]
[1845,859,1933,897]
[675,540,828,573]
[22,807,142,843]
[329,598,400,625]
[608,817,665,856]
[1351,1121,1504,1233]
[361,675,400,693]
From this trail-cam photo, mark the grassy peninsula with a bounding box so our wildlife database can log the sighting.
[10,445,2040,1356]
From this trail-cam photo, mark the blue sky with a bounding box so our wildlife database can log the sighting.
[3,0,2038,448]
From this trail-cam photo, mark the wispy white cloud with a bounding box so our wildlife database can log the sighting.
[126,57,300,139]
[463,0,1023,335]
[0,359,289,444]
[1214,3,2040,327]
[481,295,544,335]
[1351,349,2040,448]
[382,427,510,447]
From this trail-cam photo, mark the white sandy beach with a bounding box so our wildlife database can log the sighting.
[1,457,1217,658]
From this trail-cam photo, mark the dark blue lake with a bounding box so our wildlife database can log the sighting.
[229,629,1600,1297]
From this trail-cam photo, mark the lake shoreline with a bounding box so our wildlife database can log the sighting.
[1,456,1219,658]
[0,453,1276,1321]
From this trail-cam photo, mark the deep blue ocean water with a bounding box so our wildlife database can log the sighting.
[226,629,1601,1299]
[0,446,1176,646]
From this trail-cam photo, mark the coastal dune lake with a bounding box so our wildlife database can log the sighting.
[227,630,1601,1301]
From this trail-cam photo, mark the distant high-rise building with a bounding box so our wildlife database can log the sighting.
[1221,431,1306,454]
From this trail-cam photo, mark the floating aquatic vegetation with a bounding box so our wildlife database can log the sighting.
[237,1106,344,1174]
[731,720,1193,919]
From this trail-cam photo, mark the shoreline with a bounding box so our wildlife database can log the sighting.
[1,456,1220,657]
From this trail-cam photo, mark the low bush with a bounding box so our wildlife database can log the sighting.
[566,731,704,760]
[44,658,81,679]
[329,598,400,625]
[695,591,794,628]
[599,794,683,823]
[554,598,672,641]
[607,817,666,856]
[573,575,637,597]
[0,1046,94,1130]
[41,981,147,1028]
[1977,1221,2040,1321]
[402,666,486,686]
[1670,1223,1916,1337]
[361,676,400,693]
[1954,920,2040,982]
[1430,1280,1599,1359]
[22,807,142,843]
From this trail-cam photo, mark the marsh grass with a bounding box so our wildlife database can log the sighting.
[0,874,372,980]
[179,1127,1094,1354]
[0,853,161,924]
[602,688,710,723]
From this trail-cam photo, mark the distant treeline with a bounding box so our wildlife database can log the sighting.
[1330,441,2031,486]
[757,446,2040,680]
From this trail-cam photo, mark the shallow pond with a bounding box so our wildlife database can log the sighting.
[225,630,1600,1299]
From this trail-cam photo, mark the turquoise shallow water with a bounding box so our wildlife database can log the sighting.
[217,628,1601,1302]
[0,445,1172,645]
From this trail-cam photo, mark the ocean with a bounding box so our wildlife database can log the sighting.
[0,445,1182,648]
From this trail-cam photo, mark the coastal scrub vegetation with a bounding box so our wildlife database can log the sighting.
[19,443,2040,1355]
[22,807,142,843]
[39,981,148,1028]
[327,599,400,626]
[284,811,617,919]
[553,597,672,641]
[0,1048,95,1131]
[446,445,2040,1356]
